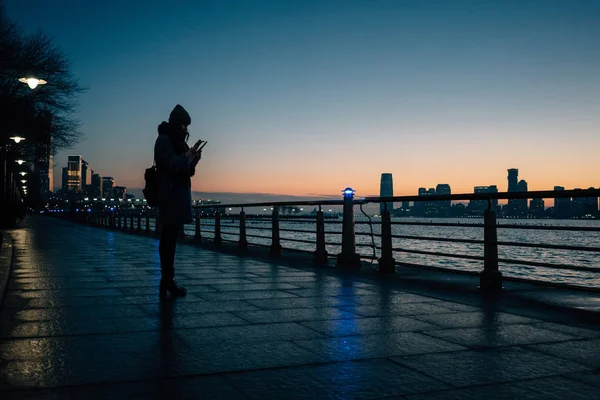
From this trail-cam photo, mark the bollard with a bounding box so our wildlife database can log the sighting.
[213,211,222,247]
[378,206,395,273]
[480,202,503,292]
[238,209,248,251]
[336,188,361,269]
[269,207,282,258]
[145,210,150,233]
[195,209,201,241]
[314,207,328,264]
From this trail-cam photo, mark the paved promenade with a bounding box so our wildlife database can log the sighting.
[1,216,599,399]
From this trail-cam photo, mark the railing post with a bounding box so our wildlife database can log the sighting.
[337,188,361,269]
[238,208,248,251]
[117,212,122,229]
[195,208,201,241]
[130,212,135,230]
[213,211,222,247]
[480,201,503,292]
[378,205,395,273]
[269,207,282,258]
[145,209,150,233]
[314,206,328,264]
[137,212,142,231]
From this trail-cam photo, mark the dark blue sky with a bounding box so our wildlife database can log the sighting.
[6,0,600,197]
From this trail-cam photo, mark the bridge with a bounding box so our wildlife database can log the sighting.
[1,190,599,398]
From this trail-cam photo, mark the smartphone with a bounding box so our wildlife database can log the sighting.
[199,141,208,150]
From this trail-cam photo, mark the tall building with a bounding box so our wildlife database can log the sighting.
[61,167,68,191]
[113,186,126,201]
[67,155,83,192]
[435,184,451,213]
[507,168,518,192]
[102,177,114,198]
[553,186,571,218]
[379,173,394,213]
[91,174,103,198]
[81,160,92,194]
[530,198,545,218]
[34,112,53,201]
[469,185,498,212]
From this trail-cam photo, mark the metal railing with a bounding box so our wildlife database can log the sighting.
[59,188,600,292]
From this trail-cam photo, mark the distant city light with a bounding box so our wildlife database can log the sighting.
[9,136,25,143]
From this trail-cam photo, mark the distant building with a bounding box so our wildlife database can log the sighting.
[81,160,92,194]
[67,155,83,192]
[33,113,53,202]
[469,185,498,213]
[102,177,114,198]
[435,184,451,215]
[61,167,68,192]
[553,186,570,218]
[507,168,518,192]
[91,174,103,198]
[113,186,126,201]
[379,173,394,213]
[529,198,545,218]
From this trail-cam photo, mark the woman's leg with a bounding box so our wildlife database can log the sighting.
[159,224,187,296]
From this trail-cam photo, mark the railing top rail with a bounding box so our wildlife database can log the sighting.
[365,189,600,204]
[191,189,599,209]
[193,199,344,209]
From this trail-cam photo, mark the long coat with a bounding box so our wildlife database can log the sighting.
[154,134,194,226]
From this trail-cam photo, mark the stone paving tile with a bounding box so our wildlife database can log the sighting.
[424,324,579,348]
[527,338,600,368]
[111,311,250,333]
[391,347,590,387]
[403,376,600,400]
[140,300,260,317]
[245,296,358,310]
[412,311,542,329]
[428,301,483,312]
[1,304,151,322]
[299,316,438,337]
[0,318,119,338]
[284,287,383,297]
[233,307,359,324]
[208,283,303,291]
[530,322,600,339]
[338,302,455,317]
[2,375,246,400]
[227,359,449,399]
[7,288,125,298]
[178,322,327,345]
[294,332,466,361]
[565,370,600,388]
[197,290,299,301]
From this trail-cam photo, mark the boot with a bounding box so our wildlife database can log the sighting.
[159,269,187,297]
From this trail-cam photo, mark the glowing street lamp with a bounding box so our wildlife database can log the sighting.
[18,72,47,90]
[20,180,26,184]
[19,172,27,176]
[15,160,25,165]
[9,136,25,143]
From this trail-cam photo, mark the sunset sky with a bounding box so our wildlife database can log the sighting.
[6,0,600,200]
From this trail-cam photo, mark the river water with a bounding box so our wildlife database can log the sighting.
[178,217,600,288]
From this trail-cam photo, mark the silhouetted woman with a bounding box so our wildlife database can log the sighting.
[154,104,203,297]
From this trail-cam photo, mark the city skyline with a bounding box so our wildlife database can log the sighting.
[6,1,600,198]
